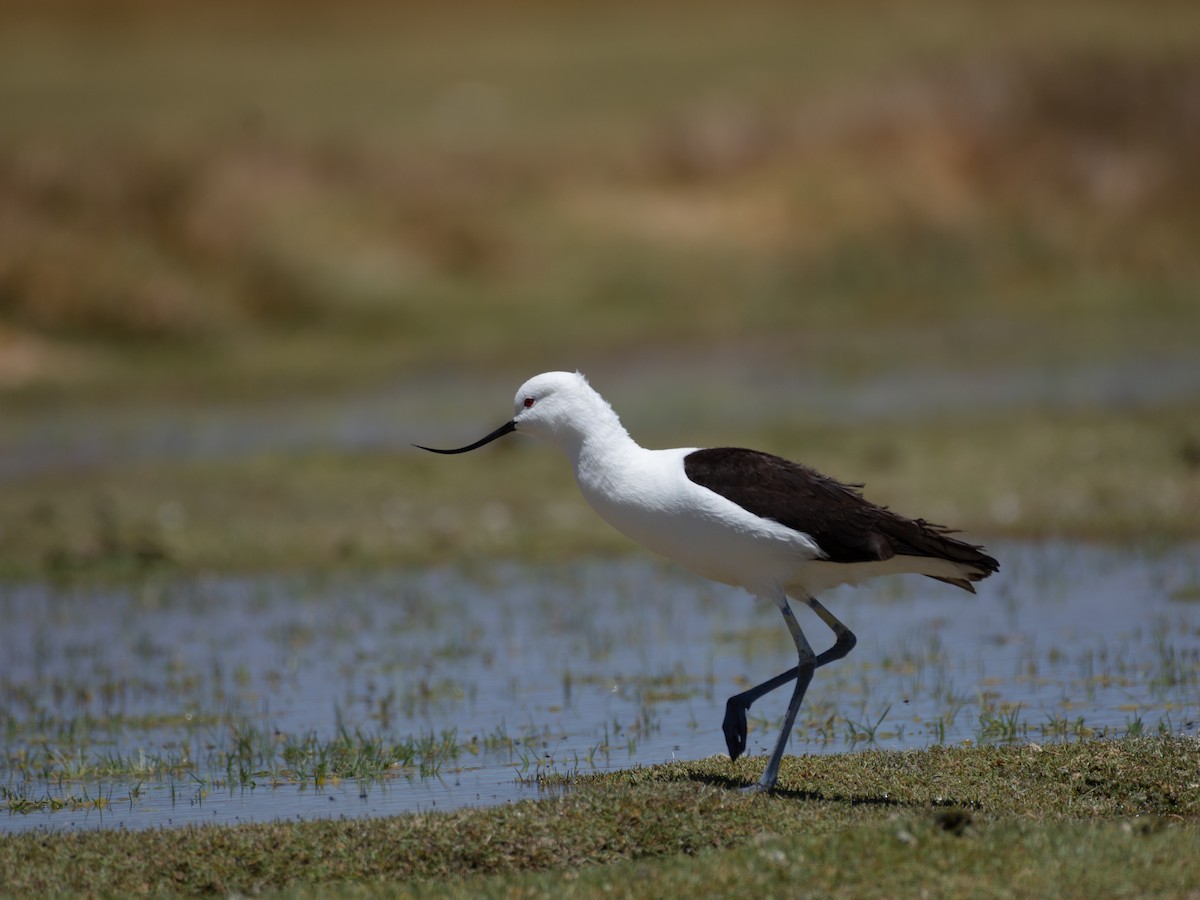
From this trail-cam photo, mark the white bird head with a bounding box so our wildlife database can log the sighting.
[415,370,623,456]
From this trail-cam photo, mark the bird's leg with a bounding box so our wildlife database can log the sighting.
[806,595,858,662]
[752,596,817,792]
[723,595,857,763]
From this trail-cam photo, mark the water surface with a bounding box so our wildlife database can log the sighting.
[2,541,1197,833]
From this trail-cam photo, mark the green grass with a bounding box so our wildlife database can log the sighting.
[1,738,1197,896]
[1,399,1195,580]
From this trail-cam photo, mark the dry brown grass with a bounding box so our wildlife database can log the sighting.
[0,0,1195,406]
[1,49,1197,353]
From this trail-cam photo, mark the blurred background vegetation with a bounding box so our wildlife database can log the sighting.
[1,0,1197,576]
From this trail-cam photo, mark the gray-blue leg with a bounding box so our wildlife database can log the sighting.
[753,595,817,792]
[724,595,856,765]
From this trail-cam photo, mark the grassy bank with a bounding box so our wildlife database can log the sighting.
[2,738,1198,896]
[2,399,1196,580]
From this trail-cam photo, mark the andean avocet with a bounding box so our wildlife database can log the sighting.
[417,370,999,792]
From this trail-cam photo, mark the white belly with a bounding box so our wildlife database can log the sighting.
[576,449,823,593]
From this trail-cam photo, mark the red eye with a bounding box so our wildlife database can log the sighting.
[523,397,535,408]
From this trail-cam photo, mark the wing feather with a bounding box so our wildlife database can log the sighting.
[683,447,998,586]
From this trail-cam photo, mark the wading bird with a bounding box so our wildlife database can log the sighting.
[417,371,998,792]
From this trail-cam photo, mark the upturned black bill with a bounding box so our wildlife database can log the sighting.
[414,420,517,454]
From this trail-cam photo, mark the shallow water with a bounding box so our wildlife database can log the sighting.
[2,541,1198,833]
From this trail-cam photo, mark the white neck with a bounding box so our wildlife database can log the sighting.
[539,390,637,477]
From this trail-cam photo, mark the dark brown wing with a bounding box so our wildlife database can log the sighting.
[683,447,998,587]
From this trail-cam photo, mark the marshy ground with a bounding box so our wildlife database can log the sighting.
[1,0,1199,894]
[1,543,1198,833]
